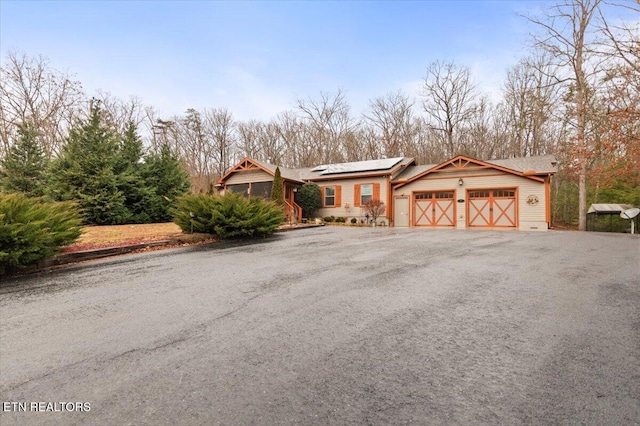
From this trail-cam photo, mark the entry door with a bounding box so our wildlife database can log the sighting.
[468,189,517,228]
[413,191,455,227]
[394,196,409,227]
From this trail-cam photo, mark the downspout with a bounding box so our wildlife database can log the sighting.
[546,174,552,229]
[387,174,393,226]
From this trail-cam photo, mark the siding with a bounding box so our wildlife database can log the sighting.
[226,169,273,185]
[316,176,390,223]
[394,172,548,230]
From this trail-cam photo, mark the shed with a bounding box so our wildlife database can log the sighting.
[587,204,638,233]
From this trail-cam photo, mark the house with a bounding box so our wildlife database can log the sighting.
[218,154,557,231]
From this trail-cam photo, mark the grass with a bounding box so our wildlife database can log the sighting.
[63,223,214,253]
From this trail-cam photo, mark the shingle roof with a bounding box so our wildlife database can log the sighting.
[251,159,306,183]
[392,164,434,181]
[222,155,557,185]
[487,155,558,174]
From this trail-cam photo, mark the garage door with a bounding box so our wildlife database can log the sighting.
[414,191,455,227]
[468,189,517,228]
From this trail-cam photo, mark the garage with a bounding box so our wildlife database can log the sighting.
[391,155,556,231]
[413,191,456,227]
[467,189,517,228]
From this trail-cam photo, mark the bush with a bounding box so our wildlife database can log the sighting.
[0,194,82,275]
[323,216,335,222]
[173,192,285,239]
[297,183,322,217]
[335,217,346,223]
[350,217,358,224]
[172,194,222,233]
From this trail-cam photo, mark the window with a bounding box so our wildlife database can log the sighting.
[360,184,373,204]
[354,183,380,207]
[324,186,336,207]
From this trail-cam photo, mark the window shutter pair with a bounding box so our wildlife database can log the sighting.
[321,185,342,207]
[354,183,380,207]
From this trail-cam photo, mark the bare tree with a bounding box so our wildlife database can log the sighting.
[500,52,562,158]
[259,120,286,165]
[526,0,603,231]
[421,60,479,157]
[363,91,416,158]
[0,51,85,158]
[275,111,308,167]
[598,1,640,73]
[203,107,235,180]
[94,90,148,135]
[236,119,263,160]
[296,89,356,164]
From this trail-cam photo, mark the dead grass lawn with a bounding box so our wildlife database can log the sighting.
[63,223,214,253]
[76,223,183,244]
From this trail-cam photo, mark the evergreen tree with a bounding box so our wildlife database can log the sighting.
[49,105,128,225]
[115,121,156,223]
[271,167,285,206]
[0,121,48,196]
[143,143,191,222]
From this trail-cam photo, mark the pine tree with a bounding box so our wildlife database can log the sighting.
[143,143,191,222]
[0,121,48,196]
[115,121,156,223]
[49,104,128,224]
[271,167,285,207]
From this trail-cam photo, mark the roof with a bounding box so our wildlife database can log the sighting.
[487,155,558,174]
[220,155,557,186]
[393,164,437,181]
[587,204,634,214]
[393,155,558,188]
[310,157,403,175]
[250,158,306,183]
[302,157,414,181]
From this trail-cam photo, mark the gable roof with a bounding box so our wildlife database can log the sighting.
[218,157,305,184]
[219,155,556,187]
[393,155,557,188]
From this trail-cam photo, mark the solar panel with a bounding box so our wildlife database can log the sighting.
[319,157,403,175]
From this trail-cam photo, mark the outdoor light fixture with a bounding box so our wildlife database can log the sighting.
[458,178,464,186]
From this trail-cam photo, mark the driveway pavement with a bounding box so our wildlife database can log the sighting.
[1,227,639,425]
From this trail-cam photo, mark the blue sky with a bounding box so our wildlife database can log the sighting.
[0,1,578,121]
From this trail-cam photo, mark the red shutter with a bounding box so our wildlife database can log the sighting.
[373,183,380,201]
[320,186,325,207]
[354,184,361,207]
[335,186,342,207]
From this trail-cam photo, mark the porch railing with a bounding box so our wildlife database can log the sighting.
[284,199,303,224]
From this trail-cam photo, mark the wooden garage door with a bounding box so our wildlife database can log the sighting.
[468,189,517,228]
[414,191,455,227]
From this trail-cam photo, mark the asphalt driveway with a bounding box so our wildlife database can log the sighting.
[1,227,639,425]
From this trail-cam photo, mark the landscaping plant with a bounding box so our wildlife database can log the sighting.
[0,193,82,275]
[173,192,285,239]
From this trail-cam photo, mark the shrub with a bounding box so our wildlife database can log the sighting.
[173,192,285,239]
[323,216,335,222]
[350,218,358,224]
[297,183,322,217]
[0,193,82,275]
[172,194,222,233]
[335,217,346,223]
[211,192,285,239]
